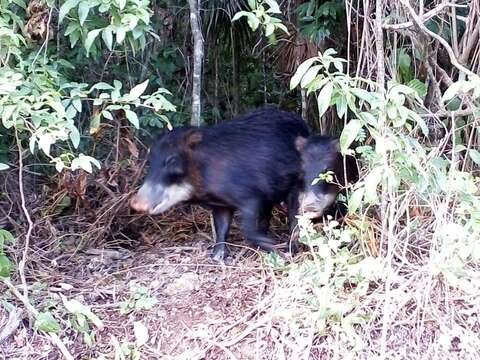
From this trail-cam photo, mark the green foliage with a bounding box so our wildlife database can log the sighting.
[0,229,14,278]
[0,60,175,172]
[59,0,154,56]
[0,0,176,175]
[232,0,288,43]
[291,47,480,297]
[61,294,104,346]
[35,311,61,333]
[297,0,344,44]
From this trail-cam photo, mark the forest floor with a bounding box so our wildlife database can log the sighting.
[0,205,476,359]
[0,207,292,360]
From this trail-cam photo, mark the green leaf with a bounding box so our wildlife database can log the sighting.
[65,22,79,36]
[442,80,472,102]
[232,11,249,22]
[71,154,100,173]
[38,133,54,156]
[264,0,281,13]
[35,312,60,333]
[364,167,383,203]
[339,119,362,154]
[290,57,318,90]
[468,149,480,165]
[125,109,139,128]
[116,27,126,44]
[247,0,256,10]
[59,0,80,23]
[73,98,82,112]
[102,26,113,51]
[348,187,364,214]
[78,1,90,26]
[129,80,149,99]
[265,23,275,37]
[300,65,321,88]
[113,80,122,90]
[406,109,429,135]
[335,96,347,119]
[333,60,343,73]
[85,29,102,54]
[317,81,333,118]
[0,255,11,277]
[102,110,113,120]
[407,79,427,97]
[275,23,289,34]
[245,13,261,31]
[90,82,114,92]
[118,0,126,10]
[69,126,80,148]
[0,163,9,171]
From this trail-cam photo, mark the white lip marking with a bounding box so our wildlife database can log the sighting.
[299,191,336,219]
[149,182,194,215]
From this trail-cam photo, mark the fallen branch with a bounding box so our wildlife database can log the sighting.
[0,306,23,344]
[2,278,74,360]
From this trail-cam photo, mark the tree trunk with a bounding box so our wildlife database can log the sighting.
[188,0,203,126]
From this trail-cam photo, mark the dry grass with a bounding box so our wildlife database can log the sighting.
[1,164,479,359]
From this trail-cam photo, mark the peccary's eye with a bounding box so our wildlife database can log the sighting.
[165,155,178,167]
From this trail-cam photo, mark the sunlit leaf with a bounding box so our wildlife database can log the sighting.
[78,1,90,26]
[339,119,362,154]
[59,0,80,23]
[0,255,11,278]
[301,65,322,88]
[265,23,275,37]
[317,81,333,117]
[85,29,102,54]
[125,109,139,128]
[102,26,113,51]
[290,57,318,90]
[468,149,480,165]
[129,80,149,98]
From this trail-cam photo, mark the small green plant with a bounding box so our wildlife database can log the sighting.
[266,215,384,351]
[0,229,14,278]
[35,311,61,333]
[119,281,158,315]
[61,294,104,346]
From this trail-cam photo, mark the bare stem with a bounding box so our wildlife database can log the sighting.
[14,130,33,299]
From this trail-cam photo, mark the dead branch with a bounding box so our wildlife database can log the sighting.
[399,0,476,78]
[0,306,23,344]
[15,130,34,299]
[375,0,386,92]
[383,3,466,31]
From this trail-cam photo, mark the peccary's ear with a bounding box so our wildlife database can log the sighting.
[330,138,340,152]
[184,129,203,149]
[295,136,308,152]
